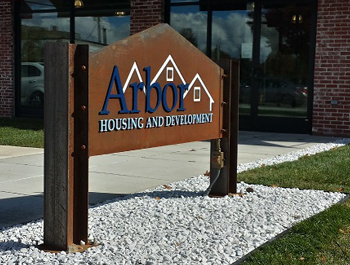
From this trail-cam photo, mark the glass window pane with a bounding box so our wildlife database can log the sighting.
[75,14,130,52]
[170,5,207,54]
[212,3,254,116]
[21,13,70,107]
[258,5,310,118]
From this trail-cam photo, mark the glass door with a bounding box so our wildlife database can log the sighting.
[252,2,312,132]
[209,0,315,133]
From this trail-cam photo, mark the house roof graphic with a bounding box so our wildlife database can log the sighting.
[151,55,186,85]
[185,73,214,112]
[119,55,214,111]
[122,55,186,94]
[122,62,145,93]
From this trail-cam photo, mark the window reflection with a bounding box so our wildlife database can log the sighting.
[21,13,70,107]
[211,3,254,116]
[212,10,253,60]
[75,15,130,52]
[18,2,131,112]
[170,6,207,54]
[258,5,310,117]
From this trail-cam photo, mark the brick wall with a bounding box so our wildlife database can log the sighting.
[0,1,14,118]
[313,0,350,137]
[130,0,164,35]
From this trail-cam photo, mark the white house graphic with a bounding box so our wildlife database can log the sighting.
[151,54,186,85]
[119,55,214,111]
[122,62,145,93]
[184,73,214,111]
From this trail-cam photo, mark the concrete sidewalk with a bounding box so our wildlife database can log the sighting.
[0,131,340,228]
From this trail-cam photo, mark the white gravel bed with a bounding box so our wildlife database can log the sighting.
[0,139,349,265]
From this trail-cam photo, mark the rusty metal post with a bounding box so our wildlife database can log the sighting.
[228,60,240,194]
[72,45,90,250]
[209,59,240,196]
[42,43,90,252]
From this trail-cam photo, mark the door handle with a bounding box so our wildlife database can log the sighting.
[29,80,36,83]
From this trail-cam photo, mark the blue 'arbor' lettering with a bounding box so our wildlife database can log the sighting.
[99,65,188,115]
[144,66,162,113]
[99,66,130,115]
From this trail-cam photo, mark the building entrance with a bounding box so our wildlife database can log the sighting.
[169,0,316,133]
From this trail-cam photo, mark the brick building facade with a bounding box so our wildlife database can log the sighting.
[0,0,349,137]
[313,0,350,137]
[0,1,14,118]
[130,0,163,35]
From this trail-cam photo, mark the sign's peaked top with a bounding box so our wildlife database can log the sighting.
[90,23,219,71]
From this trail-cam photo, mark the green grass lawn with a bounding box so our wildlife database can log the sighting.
[0,117,44,148]
[239,145,350,265]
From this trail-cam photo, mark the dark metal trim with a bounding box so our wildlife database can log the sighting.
[164,0,171,23]
[170,1,200,6]
[261,0,315,6]
[70,0,75,44]
[19,0,130,14]
[206,0,212,57]
[251,1,262,131]
[229,60,240,193]
[72,45,89,244]
[307,0,318,134]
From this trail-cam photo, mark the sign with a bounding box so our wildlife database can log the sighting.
[43,24,239,253]
[89,24,224,156]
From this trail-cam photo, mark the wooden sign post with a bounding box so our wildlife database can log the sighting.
[42,24,238,252]
[43,43,89,252]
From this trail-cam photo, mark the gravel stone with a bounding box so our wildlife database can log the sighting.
[0,139,348,264]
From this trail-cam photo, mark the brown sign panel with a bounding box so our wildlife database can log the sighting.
[89,24,223,156]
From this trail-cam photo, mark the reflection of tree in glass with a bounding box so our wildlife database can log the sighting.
[21,40,43,62]
[179,28,198,47]
[247,5,311,86]
[21,25,70,62]
[211,45,231,61]
[261,6,310,85]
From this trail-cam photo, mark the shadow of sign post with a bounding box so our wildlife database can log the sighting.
[42,24,239,252]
